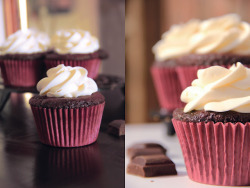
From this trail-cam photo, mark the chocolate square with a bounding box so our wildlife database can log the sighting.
[127,154,177,177]
[108,120,125,136]
[127,143,166,159]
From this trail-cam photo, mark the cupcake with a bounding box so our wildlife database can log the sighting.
[45,29,108,79]
[29,64,105,147]
[172,62,250,186]
[153,14,250,91]
[0,29,50,87]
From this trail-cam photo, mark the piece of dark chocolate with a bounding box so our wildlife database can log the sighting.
[108,120,125,136]
[127,143,166,159]
[127,154,177,177]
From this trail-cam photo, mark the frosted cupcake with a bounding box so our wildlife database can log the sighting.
[153,14,250,91]
[172,62,250,186]
[0,29,50,87]
[45,29,108,79]
[29,64,105,147]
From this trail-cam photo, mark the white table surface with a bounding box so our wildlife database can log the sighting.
[125,123,247,188]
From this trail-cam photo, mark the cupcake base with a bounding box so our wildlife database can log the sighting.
[151,66,184,112]
[0,59,44,87]
[172,119,250,186]
[31,103,105,147]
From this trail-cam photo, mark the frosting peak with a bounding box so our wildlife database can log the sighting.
[181,62,250,113]
[1,29,50,54]
[37,64,98,97]
[153,14,250,61]
[51,29,99,54]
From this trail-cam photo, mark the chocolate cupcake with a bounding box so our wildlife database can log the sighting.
[29,64,105,147]
[0,29,50,87]
[153,14,250,91]
[45,29,108,79]
[172,62,250,186]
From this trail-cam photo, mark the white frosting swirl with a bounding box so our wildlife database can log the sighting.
[153,14,250,61]
[37,64,98,97]
[1,29,50,54]
[181,62,250,113]
[51,29,99,54]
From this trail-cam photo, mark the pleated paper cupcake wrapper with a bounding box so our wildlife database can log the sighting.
[151,66,184,112]
[45,59,101,79]
[31,103,105,147]
[176,66,209,90]
[176,64,250,90]
[0,59,44,87]
[172,119,250,186]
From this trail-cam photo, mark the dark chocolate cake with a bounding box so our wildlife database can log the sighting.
[2,52,47,60]
[29,92,105,108]
[154,53,250,67]
[173,108,250,123]
[45,49,108,61]
[175,53,250,66]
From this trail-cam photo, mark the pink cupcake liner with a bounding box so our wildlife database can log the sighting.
[0,59,44,87]
[31,103,105,147]
[151,66,184,112]
[172,119,250,186]
[176,66,208,90]
[45,59,101,79]
[176,64,250,90]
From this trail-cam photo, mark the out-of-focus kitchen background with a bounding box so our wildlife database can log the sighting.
[126,0,250,123]
[0,0,125,77]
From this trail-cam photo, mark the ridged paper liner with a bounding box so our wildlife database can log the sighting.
[35,143,102,185]
[176,66,209,90]
[45,59,101,79]
[31,103,105,147]
[176,64,250,90]
[151,66,184,112]
[172,119,250,186]
[0,59,44,87]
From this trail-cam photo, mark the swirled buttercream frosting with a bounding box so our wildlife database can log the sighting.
[51,29,99,54]
[181,62,250,113]
[1,29,50,54]
[153,14,250,61]
[37,64,98,97]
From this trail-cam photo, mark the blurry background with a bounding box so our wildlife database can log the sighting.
[0,0,125,77]
[126,0,250,123]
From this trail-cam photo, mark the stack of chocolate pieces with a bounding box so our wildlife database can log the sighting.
[127,143,177,177]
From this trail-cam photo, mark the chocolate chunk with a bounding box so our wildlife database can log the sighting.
[127,143,166,159]
[108,120,125,136]
[127,155,177,177]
